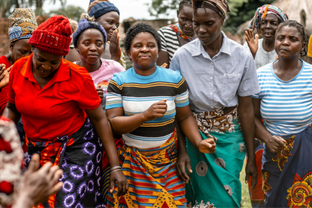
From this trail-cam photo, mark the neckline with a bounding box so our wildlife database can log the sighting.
[271,59,304,83]
[132,66,159,80]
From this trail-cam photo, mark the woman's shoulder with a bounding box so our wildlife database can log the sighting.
[101,59,125,73]
[62,59,92,81]
[157,66,183,82]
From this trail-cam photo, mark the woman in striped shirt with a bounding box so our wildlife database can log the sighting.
[157,0,196,67]
[253,20,312,207]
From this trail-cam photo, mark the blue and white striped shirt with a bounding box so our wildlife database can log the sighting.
[253,61,312,136]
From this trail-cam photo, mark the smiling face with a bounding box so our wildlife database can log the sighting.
[10,39,32,63]
[193,7,224,47]
[260,14,280,41]
[178,5,194,37]
[96,11,119,42]
[32,47,62,78]
[275,26,305,60]
[77,28,105,65]
[127,32,158,74]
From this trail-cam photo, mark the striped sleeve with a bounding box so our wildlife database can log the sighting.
[158,28,167,52]
[175,76,189,107]
[106,74,123,110]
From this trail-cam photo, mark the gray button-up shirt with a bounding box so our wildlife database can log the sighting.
[170,32,260,112]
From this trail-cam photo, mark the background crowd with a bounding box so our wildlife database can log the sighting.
[0,0,312,208]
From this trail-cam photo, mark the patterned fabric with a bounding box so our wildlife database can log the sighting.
[0,117,23,208]
[248,4,288,34]
[106,130,187,208]
[248,140,265,207]
[169,23,194,42]
[192,0,230,19]
[261,125,312,207]
[25,119,104,208]
[192,106,239,134]
[106,66,189,149]
[186,107,246,207]
[8,8,37,42]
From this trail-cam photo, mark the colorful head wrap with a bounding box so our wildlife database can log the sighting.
[248,4,288,34]
[88,0,120,20]
[192,0,230,19]
[8,8,37,43]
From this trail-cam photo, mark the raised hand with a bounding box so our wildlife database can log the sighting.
[142,99,167,121]
[14,154,63,208]
[0,64,10,89]
[245,29,259,58]
[109,30,122,62]
[96,86,104,101]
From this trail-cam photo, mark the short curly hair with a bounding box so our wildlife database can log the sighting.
[124,23,161,53]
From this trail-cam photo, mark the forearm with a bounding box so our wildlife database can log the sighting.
[179,115,202,149]
[176,122,187,155]
[238,105,255,159]
[13,191,34,208]
[91,117,120,167]
[255,117,272,143]
[3,102,21,124]
[109,113,147,135]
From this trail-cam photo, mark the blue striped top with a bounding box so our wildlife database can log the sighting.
[253,60,312,136]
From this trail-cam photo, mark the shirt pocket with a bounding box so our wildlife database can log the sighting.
[221,73,241,103]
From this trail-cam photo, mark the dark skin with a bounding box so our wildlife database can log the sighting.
[253,26,305,153]
[157,5,196,67]
[4,47,128,196]
[107,32,216,183]
[96,11,121,62]
[191,7,257,189]
[76,28,105,100]
[0,39,32,89]
[245,14,280,58]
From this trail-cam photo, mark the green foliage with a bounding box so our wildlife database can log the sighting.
[224,0,275,32]
[48,5,85,22]
[146,0,179,18]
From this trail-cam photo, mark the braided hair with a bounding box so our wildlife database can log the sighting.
[276,20,307,57]
[179,0,192,11]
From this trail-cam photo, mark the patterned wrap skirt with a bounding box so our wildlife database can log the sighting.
[262,125,312,207]
[106,130,187,208]
[186,107,246,208]
[25,119,105,208]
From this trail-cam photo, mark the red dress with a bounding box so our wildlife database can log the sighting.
[0,56,11,115]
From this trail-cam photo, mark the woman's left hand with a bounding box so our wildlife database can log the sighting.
[197,138,216,153]
[245,158,258,190]
[0,64,11,89]
[109,169,128,196]
[96,86,104,101]
[109,30,122,62]
[176,151,192,183]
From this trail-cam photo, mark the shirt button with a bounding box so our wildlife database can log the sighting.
[210,92,212,95]
[211,77,213,79]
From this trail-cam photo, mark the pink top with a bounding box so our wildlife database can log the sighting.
[88,59,125,108]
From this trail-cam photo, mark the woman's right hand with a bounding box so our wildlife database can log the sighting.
[245,29,259,58]
[109,30,122,62]
[0,64,10,89]
[142,99,167,121]
[266,135,286,153]
[96,86,104,101]
[109,169,128,196]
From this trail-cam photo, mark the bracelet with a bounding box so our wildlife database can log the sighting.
[110,168,122,174]
[110,166,122,172]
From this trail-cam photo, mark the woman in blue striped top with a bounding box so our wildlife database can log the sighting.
[253,20,312,207]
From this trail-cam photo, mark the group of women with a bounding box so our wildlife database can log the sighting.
[0,0,312,208]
